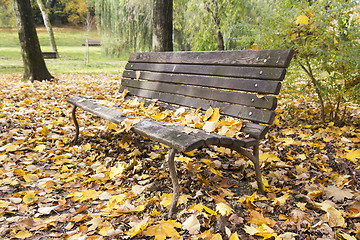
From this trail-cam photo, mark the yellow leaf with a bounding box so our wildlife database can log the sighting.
[248,210,276,227]
[39,126,50,135]
[272,193,289,206]
[203,107,214,121]
[296,15,309,25]
[125,218,150,237]
[338,232,357,240]
[208,108,220,122]
[23,191,36,204]
[83,143,91,151]
[110,162,126,179]
[216,202,234,216]
[307,8,314,18]
[15,230,33,239]
[260,152,280,163]
[203,205,217,215]
[318,201,346,227]
[256,224,277,239]
[210,233,223,240]
[87,217,103,231]
[6,143,19,152]
[229,232,240,240]
[136,71,141,80]
[210,167,224,177]
[345,149,360,163]
[161,193,173,209]
[35,144,46,152]
[244,225,259,235]
[72,214,88,223]
[143,220,182,240]
[23,174,39,183]
[87,235,104,240]
[202,121,218,133]
[182,214,200,234]
[177,156,193,163]
[99,221,114,236]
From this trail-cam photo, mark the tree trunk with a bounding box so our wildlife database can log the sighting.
[152,0,173,52]
[205,0,225,51]
[37,0,58,57]
[13,0,53,82]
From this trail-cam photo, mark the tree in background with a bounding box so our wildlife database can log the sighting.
[260,0,360,124]
[152,0,173,52]
[0,0,16,27]
[60,0,87,25]
[180,0,253,51]
[95,0,152,57]
[13,0,53,82]
[37,0,59,57]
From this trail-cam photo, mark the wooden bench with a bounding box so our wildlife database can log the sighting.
[67,49,294,217]
[82,40,101,46]
[42,51,57,59]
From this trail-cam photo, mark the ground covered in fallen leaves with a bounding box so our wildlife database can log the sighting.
[0,74,359,240]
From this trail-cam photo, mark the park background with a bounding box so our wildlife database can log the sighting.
[0,0,360,239]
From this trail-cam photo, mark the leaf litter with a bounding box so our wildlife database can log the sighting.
[0,73,359,239]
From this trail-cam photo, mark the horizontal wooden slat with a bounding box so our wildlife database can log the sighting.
[128,49,294,68]
[125,62,287,81]
[122,78,277,110]
[120,87,275,124]
[123,95,269,139]
[67,96,126,124]
[123,71,282,94]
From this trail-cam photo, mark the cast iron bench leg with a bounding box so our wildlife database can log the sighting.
[253,142,265,195]
[168,148,179,218]
[71,106,80,145]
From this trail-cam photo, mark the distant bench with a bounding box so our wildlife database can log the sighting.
[42,51,57,59]
[67,49,294,217]
[82,40,101,46]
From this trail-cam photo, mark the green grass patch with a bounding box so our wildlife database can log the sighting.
[0,27,128,74]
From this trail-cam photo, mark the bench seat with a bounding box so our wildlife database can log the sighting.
[68,96,258,152]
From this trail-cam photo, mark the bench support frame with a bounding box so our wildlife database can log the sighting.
[70,106,265,218]
[71,106,80,145]
[168,148,179,218]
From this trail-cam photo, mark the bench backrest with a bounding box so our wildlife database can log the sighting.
[120,49,294,139]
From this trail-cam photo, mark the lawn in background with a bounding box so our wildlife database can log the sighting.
[0,27,127,75]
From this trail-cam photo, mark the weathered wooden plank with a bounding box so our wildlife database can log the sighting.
[128,49,295,68]
[123,71,282,94]
[120,87,275,125]
[42,51,57,59]
[67,96,126,124]
[132,119,206,152]
[122,78,277,110]
[125,63,287,81]
[123,95,269,139]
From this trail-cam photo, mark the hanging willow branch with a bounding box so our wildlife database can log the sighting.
[95,0,153,57]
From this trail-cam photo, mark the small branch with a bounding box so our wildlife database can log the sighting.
[296,57,326,122]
